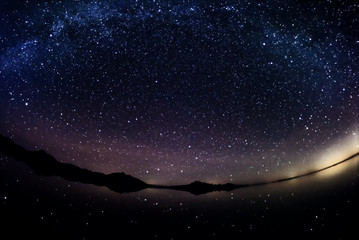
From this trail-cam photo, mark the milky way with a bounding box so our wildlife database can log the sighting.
[0,0,358,184]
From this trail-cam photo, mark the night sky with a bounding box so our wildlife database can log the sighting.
[0,0,358,185]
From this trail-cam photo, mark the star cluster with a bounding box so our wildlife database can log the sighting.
[0,0,358,184]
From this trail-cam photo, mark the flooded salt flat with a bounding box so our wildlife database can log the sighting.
[1,155,358,239]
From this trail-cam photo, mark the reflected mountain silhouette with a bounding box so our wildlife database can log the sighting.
[0,133,358,195]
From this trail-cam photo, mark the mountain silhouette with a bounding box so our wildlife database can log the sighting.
[0,134,148,193]
[166,181,246,195]
[0,133,358,195]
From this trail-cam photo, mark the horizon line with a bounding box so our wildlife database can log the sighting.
[247,151,359,187]
[0,133,358,194]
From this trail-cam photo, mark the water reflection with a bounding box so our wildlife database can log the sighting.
[1,156,358,239]
[100,155,359,202]
[84,156,358,238]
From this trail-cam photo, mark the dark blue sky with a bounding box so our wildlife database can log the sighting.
[0,0,358,184]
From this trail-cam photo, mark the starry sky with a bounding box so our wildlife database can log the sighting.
[0,0,358,185]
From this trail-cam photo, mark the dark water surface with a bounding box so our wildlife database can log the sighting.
[1,155,358,239]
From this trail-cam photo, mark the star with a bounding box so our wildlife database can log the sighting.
[0,0,357,185]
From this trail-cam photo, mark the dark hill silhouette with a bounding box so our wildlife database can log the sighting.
[0,133,358,195]
[167,181,246,195]
[0,134,148,193]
